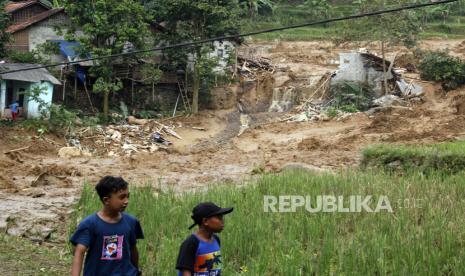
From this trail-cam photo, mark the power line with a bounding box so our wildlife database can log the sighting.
[0,0,458,75]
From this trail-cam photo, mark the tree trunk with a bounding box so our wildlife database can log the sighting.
[103,90,109,121]
[249,0,254,19]
[381,40,388,95]
[152,82,155,102]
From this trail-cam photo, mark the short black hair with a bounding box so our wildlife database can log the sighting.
[95,176,128,201]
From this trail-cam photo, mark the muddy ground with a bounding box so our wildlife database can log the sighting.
[1,39,465,240]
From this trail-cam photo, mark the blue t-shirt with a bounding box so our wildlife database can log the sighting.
[70,212,144,276]
[10,103,18,113]
[176,234,222,276]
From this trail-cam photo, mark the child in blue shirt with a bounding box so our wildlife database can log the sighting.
[9,101,19,122]
[70,176,144,276]
[176,202,233,276]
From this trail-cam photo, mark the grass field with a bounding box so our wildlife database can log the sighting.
[242,3,465,41]
[362,141,465,174]
[0,234,69,276]
[68,167,465,275]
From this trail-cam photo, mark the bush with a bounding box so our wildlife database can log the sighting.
[329,82,374,112]
[418,50,465,90]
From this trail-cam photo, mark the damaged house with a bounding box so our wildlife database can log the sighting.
[331,51,423,98]
[332,51,398,97]
[5,0,68,57]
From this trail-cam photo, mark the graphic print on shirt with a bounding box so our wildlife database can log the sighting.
[194,251,222,275]
[101,235,124,260]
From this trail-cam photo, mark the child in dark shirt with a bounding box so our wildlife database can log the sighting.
[176,202,233,276]
[70,176,144,276]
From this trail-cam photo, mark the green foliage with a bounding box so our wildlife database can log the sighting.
[325,106,339,118]
[362,141,465,175]
[239,0,275,18]
[299,0,332,20]
[63,0,152,119]
[418,50,465,90]
[146,0,241,113]
[0,234,69,275]
[0,0,10,58]
[8,50,43,64]
[92,78,123,96]
[8,41,61,64]
[329,82,374,112]
[48,104,79,131]
[339,103,360,113]
[139,63,162,86]
[334,0,422,48]
[25,86,86,133]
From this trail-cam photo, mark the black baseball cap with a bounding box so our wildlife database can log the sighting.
[188,202,233,229]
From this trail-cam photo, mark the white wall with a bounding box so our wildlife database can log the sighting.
[26,82,53,119]
[0,80,5,117]
[187,40,235,75]
[333,53,367,83]
[332,52,393,97]
[29,25,67,63]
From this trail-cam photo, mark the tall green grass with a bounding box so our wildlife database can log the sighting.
[242,4,465,41]
[70,169,465,275]
[362,141,465,174]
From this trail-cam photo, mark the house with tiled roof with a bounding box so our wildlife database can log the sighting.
[5,0,68,53]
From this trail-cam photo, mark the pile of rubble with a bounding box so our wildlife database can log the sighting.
[59,116,185,158]
[237,55,275,78]
[280,49,426,123]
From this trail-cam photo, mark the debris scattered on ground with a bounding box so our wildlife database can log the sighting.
[397,79,424,98]
[64,116,186,157]
[238,55,275,78]
[372,95,408,108]
[58,147,92,159]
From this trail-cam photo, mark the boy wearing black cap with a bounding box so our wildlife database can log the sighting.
[176,202,233,276]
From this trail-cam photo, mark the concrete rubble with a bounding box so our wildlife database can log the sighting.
[280,50,424,123]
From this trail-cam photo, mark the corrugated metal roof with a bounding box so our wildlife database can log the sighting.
[0,63,61,85]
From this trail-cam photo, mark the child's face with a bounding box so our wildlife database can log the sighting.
[203,214,225,233]
[103,188,130,212]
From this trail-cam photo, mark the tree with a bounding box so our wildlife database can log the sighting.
[299,0,332,20]
[336,0,423,94]
[0,0,10,58]
[239,0,275,19]
[146,0,241,114]
[63,0,152,120]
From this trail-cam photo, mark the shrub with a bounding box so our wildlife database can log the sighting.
[418,50,465,90]
[329,82,374,112]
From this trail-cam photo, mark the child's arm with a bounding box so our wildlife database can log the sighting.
[180,270,192,276]
[131,245,140,270]
[71,244,88,276]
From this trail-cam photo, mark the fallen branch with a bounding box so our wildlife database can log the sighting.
[4,146,30,154]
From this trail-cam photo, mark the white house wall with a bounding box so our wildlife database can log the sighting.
[28,13,76,63]
[332,52,393,97]
[0,80,6,117]
[29,25,66,63]
[333,53,367,83]
[26,82,53,119]
[187,40,235,75]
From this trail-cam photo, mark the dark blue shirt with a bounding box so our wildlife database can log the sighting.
[70,213,144,276]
